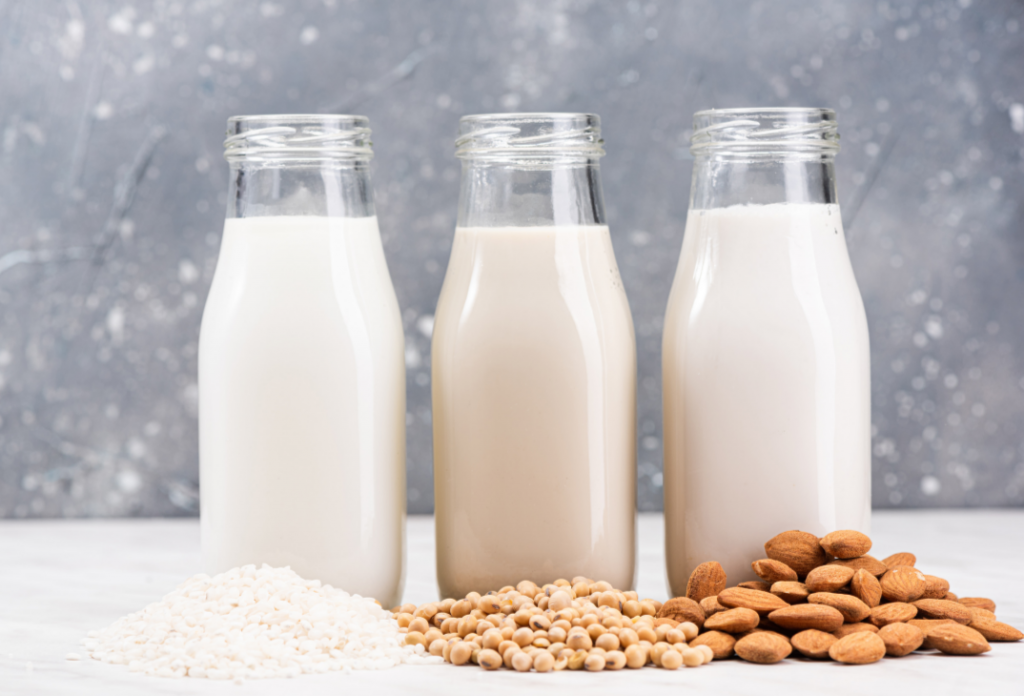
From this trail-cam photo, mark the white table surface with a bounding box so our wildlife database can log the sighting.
[3,511,1022,695]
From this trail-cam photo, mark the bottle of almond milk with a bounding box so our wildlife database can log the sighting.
[663,108,871,591]
[199,116,406,608]
[432,114,637,597]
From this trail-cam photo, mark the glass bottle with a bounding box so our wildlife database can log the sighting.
[199,115,406,607]
[663,108,871,591]
[432,113,637,598]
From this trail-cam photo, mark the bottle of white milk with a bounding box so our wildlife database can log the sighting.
[199,115,406,608]
[662,108,871,590]
[432,114,637,597]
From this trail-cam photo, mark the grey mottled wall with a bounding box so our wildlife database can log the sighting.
[1,0,1022,517]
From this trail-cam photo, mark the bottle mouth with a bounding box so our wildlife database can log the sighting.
[224,114,373,162]
[455,113,605,162]
[690,107,839,157]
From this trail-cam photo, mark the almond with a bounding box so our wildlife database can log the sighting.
[869,602,918,627]
[718,587,790,615]
[828,631,886,664]
[764,530,827,577]
[657,597,705,628]
[922,623,991,655]
[752,559,798,583]
[704,607,760,633]
[768,604,844,632]
[878,622,925,657]
[850,568,882,608]
[805,565,855,593]
[921,574,950,600]
[969,615,1024,642]
[911,599,972,625]
[880,566,927,602]
[820,530,872,559]
[734,631,792,664]
[808,592,871,623]
[828,554,887,577]
[758,616,796,635]
[771,581,810,604]
[790,629,837,659]
[700,595,727,617]
[738,580,772,592]
[881,552,916,568]
[689,630,736,659]
[945,591,959,601]
[654,617,680,628]
[958,597,996,613]
[686,561,728,602]
[833,622,879,638]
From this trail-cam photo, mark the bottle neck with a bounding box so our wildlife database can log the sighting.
[457,160,606,228]
[227,160,375,219]
[690,155,837,210]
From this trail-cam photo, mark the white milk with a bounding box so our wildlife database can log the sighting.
[199,215,406,608]
[662,203,870,590]
[432,225,637,598]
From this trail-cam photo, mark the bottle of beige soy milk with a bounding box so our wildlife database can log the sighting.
[199,115,406,608]
[433,113,637,598]
[663,108,872,592]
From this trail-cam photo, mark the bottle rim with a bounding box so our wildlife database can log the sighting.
[224,114,373,161]
[455,112,605,162]
[690,107,840,156]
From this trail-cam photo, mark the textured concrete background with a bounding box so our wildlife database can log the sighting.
[0,0,1022,517]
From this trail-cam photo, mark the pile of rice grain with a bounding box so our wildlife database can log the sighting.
[83,564,439,680]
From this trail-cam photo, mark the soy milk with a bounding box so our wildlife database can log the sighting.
[662,203,871,588]
[432,224,637,598]
[199,215,406,608]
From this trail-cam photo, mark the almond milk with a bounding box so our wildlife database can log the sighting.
[199,215,406,608]
[432,224,637,598]
[663,203,871,589]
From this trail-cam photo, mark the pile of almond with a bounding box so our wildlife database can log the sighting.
[677,529,1022,665]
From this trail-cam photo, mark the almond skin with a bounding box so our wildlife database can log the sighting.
[922,623,991,655]
[820,530,872,559]
[945,592,959,602]
[752,558,798,583]
[738,580,773,592]
[689,630,737,659]
[704,607,761,633]
[768,604,845,632]
[686,561,728,602]
[805,565,855,593]
[657,597,706,628]
[828,555,888,577]
[808,592,871,623]
[790,629,837,659]
[734,631,792,664]
[878,622,924,657]
[969,615,1024,642]
[828,631,886,664]
[850,569,882,608]
[908,618,957,635]
[869,602,918,627]
[718,587,790,615]
[921,575,950,600]
[958,597,996,613]
[968,607,997,621]
[771,581,810,604]
[912,599,972,625]
[833,622,879,638]
[700,596,727,617]
[881,552,916,568]
[765,530,828,578]
[880,566,927,602]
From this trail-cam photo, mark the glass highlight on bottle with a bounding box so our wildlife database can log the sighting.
[199,115,406,607]
[432,113,638,598]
